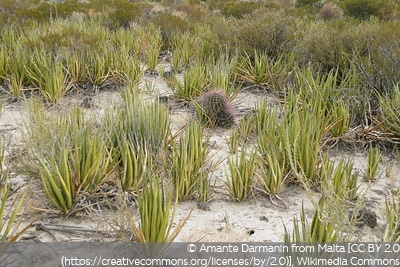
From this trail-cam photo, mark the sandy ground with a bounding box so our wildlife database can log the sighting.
[1,68,398,243]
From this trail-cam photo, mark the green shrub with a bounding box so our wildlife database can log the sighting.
[221,1,264,19]
[27,50,73,103]
[359,21,400,92]
[151,12,190,48]
[107,2,152,28]
[173,1,207,21]
[111,87,170,155]
[319,2,344,20]
[295,0,320,8]
[116,140,152,192]
[339,0,395,20]
[233,10,299,59]
[301,20,350,72]
[281,90,330,187]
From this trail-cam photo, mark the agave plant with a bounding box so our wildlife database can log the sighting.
[284,197,338,243]
[26,104,113,213]
[127,177,191,243]
[0,138,28,242]
[365,146,381,181]
[27,50,73,103]
[226,147,257,201]
[174,62,210,100]
[377,85,400,139]
[169,121,209,201]
[384,196,400,242]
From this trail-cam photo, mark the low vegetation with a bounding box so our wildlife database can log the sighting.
[1,0,400,242]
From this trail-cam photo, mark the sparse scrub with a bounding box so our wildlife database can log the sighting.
[2,0,400,244]
[220,1,264,19]
[151,11,190,48]
[106,1,152,29]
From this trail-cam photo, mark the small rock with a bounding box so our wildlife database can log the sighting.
[247,229,255,236]
[197,201,211,211]
[349,208,377,228]
[80,97,94,108]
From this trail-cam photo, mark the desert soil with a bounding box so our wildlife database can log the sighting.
[1,68,398,243]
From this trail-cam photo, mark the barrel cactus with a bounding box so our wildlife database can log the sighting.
[193,89,236,128]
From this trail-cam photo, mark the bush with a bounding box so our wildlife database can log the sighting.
[363,21,400,92]
[233,10,299,59]
[221,1,264,18]
[339,0,396,20]
[295,0,320,8]
[301,19,376,73]
[151,12,190,49]
[319,2,343,20]
[106,2,152,29]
